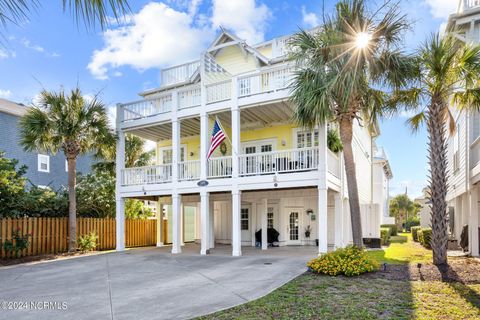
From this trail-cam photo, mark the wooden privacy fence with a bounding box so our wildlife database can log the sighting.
[0,217,157,258]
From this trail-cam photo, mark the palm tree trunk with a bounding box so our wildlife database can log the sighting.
[339,117,363,248]
[428,100,448,265]
[67,157,77,252]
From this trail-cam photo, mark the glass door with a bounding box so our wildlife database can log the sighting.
[288,211,301,245]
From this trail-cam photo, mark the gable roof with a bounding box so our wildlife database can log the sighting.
[0,98,27,117]
[207,28,270,65]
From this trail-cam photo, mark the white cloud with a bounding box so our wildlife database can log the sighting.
[211,0,271,44]
[21,38,44,53]
[89,0,272,79]
[0,89,12,98]
[88,2,213,80]
[301,6,319,28]
[423,0,457,19]
[0,49,8,59]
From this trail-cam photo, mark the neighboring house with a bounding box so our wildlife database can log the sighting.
[0,98,93,190]
[373,147,394,225]
[444,1,480,256]
[415,188,431,228]
[115,29,393,256]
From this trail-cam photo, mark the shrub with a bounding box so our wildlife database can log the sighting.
[307,245,379,277]
[419,228,432,249]
[380,227,390,245]
[327,129,343,153]
[418,229,424,244]
[405,216,420,232]
[380,224,398,236]
[411,226,422,242]
[77,232,98,252]
[3,228,31,258]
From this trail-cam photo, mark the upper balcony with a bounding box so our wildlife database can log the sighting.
[459,0,480,13]
[118,63,294,128]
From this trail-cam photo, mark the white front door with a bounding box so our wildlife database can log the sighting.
[242,139,275,174]
[241,206,251,244]
[287,210,302,245]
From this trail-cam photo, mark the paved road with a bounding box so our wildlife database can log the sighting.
[0,244,315,320]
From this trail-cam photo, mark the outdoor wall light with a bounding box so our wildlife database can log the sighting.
[190,151,195,157]
[281,139,286,146]
[306,209,314,216]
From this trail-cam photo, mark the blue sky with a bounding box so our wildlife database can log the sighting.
[0,0,457,197]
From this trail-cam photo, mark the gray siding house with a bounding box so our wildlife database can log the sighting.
[0,98,93,190]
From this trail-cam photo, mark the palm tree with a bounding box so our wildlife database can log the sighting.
[19,88,114,251]
[389,194,414,231]
[392,34,480,265]
[290,0,415,247]
[0,0,129,29]
[93,134,155,175]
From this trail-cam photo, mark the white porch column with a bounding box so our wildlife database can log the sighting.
[232,189,242,256]
[156,202,164,247]
[172,193,182,254]
[334,193,343,249]
[318,124,328,254]
[200,191,210,255]
[200,112,209,180]
[172,104,180,183]
[181,202,185,246]
[209,197,215,249]
[115,111,125,251]
[115,198,125,251]
[261,198,268,250]
[470,186,479,257]
[231,77,240,178]
[251,202,257,246]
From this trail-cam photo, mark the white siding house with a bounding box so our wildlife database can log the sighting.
[115,29,392,256]
[444,0,480,256]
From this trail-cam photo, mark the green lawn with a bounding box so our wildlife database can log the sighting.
[199,233,480,320]
[366,232,433,264]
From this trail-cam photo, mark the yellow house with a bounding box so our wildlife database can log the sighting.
[115,29,392,256]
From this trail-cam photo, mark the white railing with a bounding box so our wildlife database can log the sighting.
[206,80,231,104]
[178,160,201,181]
[161,61,200,86]
[208,156,232,178]
[178,85,201,110]
[122,93,172,121]
[327,149,340,178]
[239,147,319,176]
[238,65,294,97]
[121,165,172,186]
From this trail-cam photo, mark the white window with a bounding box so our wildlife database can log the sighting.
[241,208,249,230]
[295,128,319,149]
[38,154,50,173]
[159,146,186,164]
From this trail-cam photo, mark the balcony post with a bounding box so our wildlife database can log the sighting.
[156,201,164,247]
[232,189,242,256]
[318,124,328,254]
[172,100,180,184]
[261,198,268,250]
[200,112,208,180]
[231,77,240,178]
[172,193,182,254]
[209,196,215,249]
[470,186,479,257]
[200,191,210,255]
[334,193,343,249]
[115,104,126,251]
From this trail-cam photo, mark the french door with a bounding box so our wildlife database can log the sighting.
[242,140,274,174]
[287,210,301,245]
[240,206,251,243]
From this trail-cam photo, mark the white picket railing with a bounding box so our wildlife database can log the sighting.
[206,80,231,103]
[178,160,201,181]
[178,85,201,110]
[121,165,172,186]
[208,156,232,178]
[161,60,200,86]
[238,65,294,98]
[122,93,172,121]
[327,149,340,178]
[239,147,319,176]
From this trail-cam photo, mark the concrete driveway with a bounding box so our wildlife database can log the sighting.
[0,244,316,320]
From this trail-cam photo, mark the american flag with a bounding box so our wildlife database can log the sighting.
[207,119,226,159]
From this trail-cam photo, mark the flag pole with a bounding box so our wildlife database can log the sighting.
[215,116,238,156]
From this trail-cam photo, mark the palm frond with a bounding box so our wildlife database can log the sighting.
[406,111,426,133]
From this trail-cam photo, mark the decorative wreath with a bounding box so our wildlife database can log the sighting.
[220,142,228,155]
